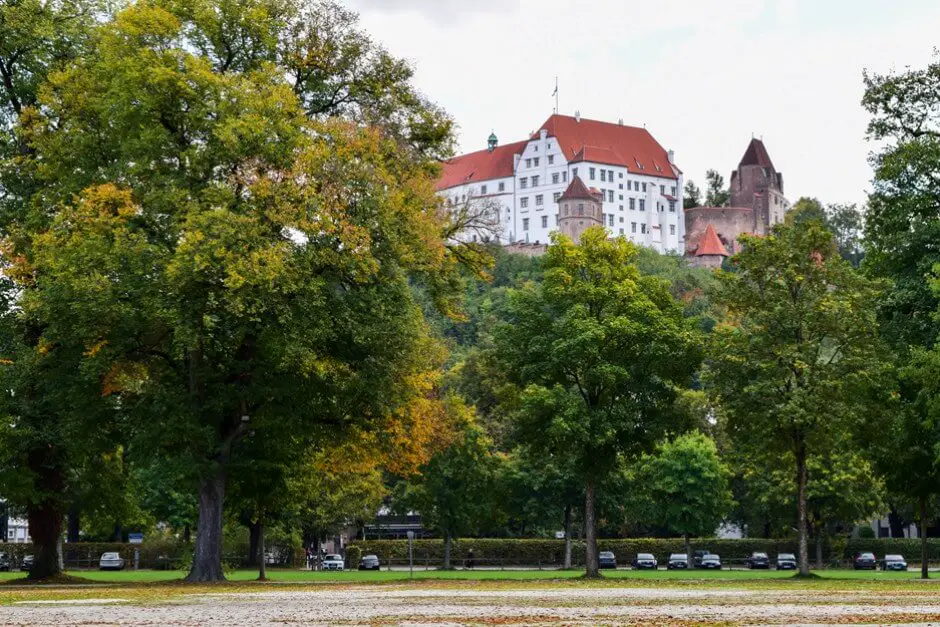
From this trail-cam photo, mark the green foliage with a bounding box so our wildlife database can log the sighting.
[704,169,729,207]
[344,545,362,567]
[857,526,875,539]
[683,180,702,209]
[630,432,733,540]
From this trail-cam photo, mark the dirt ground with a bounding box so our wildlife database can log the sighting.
[7,584,940,625]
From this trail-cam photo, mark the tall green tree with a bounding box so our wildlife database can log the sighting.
[683,180,702,209]
[630,432,733,556]
[10,0,470,582]
[704,169,729,207]
[709,220,886,576]
[491,227,701,576]
[786,197,827,226]
[826,203,864,267]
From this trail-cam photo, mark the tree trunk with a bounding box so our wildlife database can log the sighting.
[796,444,810,576]
[257,520,267,581]
[888,507,905,539]
[183,524,191,544]
[113,523,123,542]
[443,532,452,570]
[247,520,261,567]
[584,479,599,577]
[684,534,691,559]
[26,502,63,580]
[185,468,227,582]
[563,504,572,569]
[920,495,929,580]
[67,507,80,543]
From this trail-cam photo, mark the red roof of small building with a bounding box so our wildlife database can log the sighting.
[538,114,679,179]
[437,140,528,190]
[558,176,599,202]
[695,224,730,257]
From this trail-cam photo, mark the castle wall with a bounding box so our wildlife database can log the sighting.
[684,206,754,255]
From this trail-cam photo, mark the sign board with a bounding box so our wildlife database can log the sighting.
[128,533,144,544]
[406,531,415,540]
[554,531,565,539]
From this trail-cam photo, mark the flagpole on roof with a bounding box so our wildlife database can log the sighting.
[553,77,559,114]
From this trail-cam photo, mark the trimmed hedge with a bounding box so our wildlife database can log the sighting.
[350,538,940,565]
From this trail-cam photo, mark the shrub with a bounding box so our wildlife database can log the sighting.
[345,545,362,569]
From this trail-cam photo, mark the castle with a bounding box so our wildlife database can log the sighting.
[685,138,790,268]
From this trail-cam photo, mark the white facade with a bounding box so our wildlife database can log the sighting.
[6,516,30,543]
[441,126,684,254]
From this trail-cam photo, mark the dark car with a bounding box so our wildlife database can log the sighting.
[854,552,877,570]
[776,553,797,570]
[598,551,617,569]
[667,553,689,570]
[358,554,381,571]
[0,552,9,572]
[632,553,658,570]
[746,552,770,569]
[880,554,907,571]
[693,550,710,568]
[701,554,722,570]
[22,555,34,571]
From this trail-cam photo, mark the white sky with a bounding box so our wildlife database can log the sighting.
[346,0,939,206]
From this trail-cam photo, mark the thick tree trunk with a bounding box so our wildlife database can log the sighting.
[26,502,63,580]
[888,507,905,538]
[185,468,227,582]
[563,504,572,569]
[67,507,80,543]
[584,479,599,577]
[247,520,261,567]
[257,520,267,581]
[443,532,452,570]
[796,444,810,576]
[920,495,929,580]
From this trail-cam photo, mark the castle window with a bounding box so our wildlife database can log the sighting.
[572,167,578,177]
[541,215,548,228]
[526,159,531,168]
[629,198,636,211]
[589,167,596,180]
[619,228,624,234]
[481,185,488,195]
[608,214,614,226]
[600,170,607,182]
[670,225,676,235]
[606,190,612,202]
[564,203,569,216]
[523,218,529,231]
[532,175,539,187]
[671,186,677,196]
[498,182,505,192]
[578,203,584,215]
[553,192,561,202]
[534,157,540,167]
[641,224,647,234]
[619,172,624,179]
[631,222,637,233]
[619,194,624,201]
[660,185,665,195]
[552,173,560,184]
[619,184,623,190]
[520,177,528,189]
[520,197,529,208]
[639,199,645,211]
[535,194,544,206]
[548,155,554,165]
[562,171,568,182]
[619,216,624,223]
[608,170,614,181]
[669,200,676,212]
[642,183,647,192]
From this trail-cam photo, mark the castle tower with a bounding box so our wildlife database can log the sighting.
[689,223,730,269]
[730,138,788,234]
[556,176,603,244]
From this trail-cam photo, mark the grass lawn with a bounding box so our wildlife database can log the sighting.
[0,567,932,585]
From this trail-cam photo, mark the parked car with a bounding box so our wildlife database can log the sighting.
[854,552,877,570]
[598,551,617,569]
[746,552,770,569]
[701,554,722,570]
[667,553,689,570]
[99,552,125,571]
[776,553,797,570]
[632,553,658,570]
[322,554,344,571]
[692,550,710,568]
[0,552,9,572]
[359,554,381,571]
[880,554,907,571]
[21,555,34,571]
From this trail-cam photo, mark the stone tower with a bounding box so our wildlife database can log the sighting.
[730,138,789,235]
[557,176,603,244]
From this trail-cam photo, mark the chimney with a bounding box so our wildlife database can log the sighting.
[618,118,624,126]
[667,149,675,164]
[539,128,548,140]
[575,110,581,123]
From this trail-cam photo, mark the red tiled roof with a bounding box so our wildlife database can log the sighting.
[696,224,729,257]
[739,138,775,171]
[538,114,679,179]
[437,140,528,190]
[558,176,598,202]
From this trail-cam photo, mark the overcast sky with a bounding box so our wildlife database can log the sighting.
[345,0,938,206]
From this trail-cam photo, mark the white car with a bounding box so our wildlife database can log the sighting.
[322,554,344,571]
[99,551,125,571]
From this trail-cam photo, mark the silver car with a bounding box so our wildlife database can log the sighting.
[99,551,125,571]
[322,554,344,570]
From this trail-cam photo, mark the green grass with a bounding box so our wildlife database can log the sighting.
[0,567,933,585]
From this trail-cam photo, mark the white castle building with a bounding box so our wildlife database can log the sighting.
[438,113,684,253]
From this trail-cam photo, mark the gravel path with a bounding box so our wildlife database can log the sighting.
[6,585,940,625]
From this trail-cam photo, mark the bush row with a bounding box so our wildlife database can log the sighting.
[350,538,940,564]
